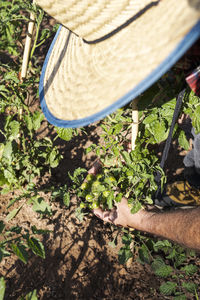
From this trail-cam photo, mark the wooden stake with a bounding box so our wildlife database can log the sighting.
[21,1,36,80]
[131,99,139,150]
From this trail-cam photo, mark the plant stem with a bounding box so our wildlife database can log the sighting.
[30,10,44,60]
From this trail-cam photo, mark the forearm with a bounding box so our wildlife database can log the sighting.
[93,197,200,250]
[137,207,200,250]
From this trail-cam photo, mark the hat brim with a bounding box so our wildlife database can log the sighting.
[39,8,200,128]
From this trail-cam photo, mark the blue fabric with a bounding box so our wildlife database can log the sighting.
[39,21,200,128]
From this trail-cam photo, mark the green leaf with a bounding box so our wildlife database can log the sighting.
[0,277,5,300]
[49,150,59,168]
[6,206,22,221]
[25,289,38,300]
[121,151,132,166]
[0,172,8,187]
[40,28,50,41]
[107,191,114,209]
[75,207,87,222]
[178,131,190,150]
[118,247,132,264]
[27,237,45,259]
[174,253,187,267]
[166,248,177,259]
[85,144,96,154]
[0,85,9,93]
[0,144,4,160]
[182,282,197,293]
[187,90,199,107]
[150,120,168,143]
[108,239,117,248]
[4,71,19,83]
[74,168,87,178]
[173,295,187,300]
[24,114,33,132]
[159,281,177,296]
[56,127,73,141]
[32,197,52,215]
[0,221,5,234]
[131,200,142,214]
[31,226,50,235]
[138,244,151,264]
[0,247,10,262]
[115,192,123,203]
[122,233,132,245]
[151,257,173,277]
[104,156,116,167]
[113,146,120,157]
[162,98,176,111]
[10,226,22,234]
[3,141,12,163]
[3,168,16,185]
[63,192,70,207]
[113,123,123,135]
[143,114,157,125]
[180,264,198,276]
[11,243,28,264]
[144,196,153,204]
[9,120,20,140]
[187,249,196,257]
[32,111,44,131]
[153,240,172,254]
[193,105,200,134]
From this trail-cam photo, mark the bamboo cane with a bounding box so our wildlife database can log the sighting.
[18,1,36,148]
[125,101,139,269]
[21,1,36,80]
[131,99,139,150]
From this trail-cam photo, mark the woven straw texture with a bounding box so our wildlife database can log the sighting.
[35,0,157,41]
[36,0,200,121]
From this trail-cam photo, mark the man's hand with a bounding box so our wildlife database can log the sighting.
[93,197,149,229]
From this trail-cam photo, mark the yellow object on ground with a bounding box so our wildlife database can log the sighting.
[166,181,200,205]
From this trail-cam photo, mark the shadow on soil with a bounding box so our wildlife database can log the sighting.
[4,207,144,300]
[51,123,101,185]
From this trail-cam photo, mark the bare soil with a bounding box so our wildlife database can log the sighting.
[1,194,163,300]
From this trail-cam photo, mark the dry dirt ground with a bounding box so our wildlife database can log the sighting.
[1,195,163,300]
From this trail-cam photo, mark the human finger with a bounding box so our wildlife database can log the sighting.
[93,207,117,224]
[93,207,104,219]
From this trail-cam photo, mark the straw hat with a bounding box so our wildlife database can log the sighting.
[35,0,200,128]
